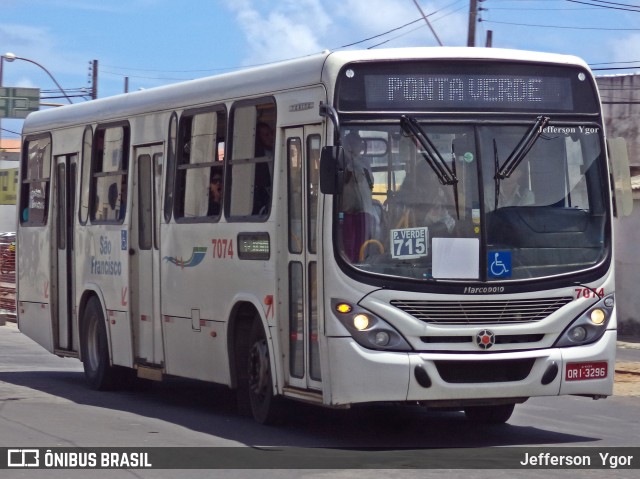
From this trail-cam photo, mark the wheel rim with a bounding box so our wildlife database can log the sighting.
[248,338,270,403]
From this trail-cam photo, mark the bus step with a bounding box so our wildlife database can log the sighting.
[282,386,324,405]
[137,365,163,381]
[53,349,79,359]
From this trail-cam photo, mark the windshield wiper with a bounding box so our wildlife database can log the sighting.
[400,115,457,186]
[496,116,550,180]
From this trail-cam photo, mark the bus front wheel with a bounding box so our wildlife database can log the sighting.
[245,320,282,425]
[81,297,116,390]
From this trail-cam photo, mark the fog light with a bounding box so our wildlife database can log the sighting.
[353,314,370,331]
[569,326,587,342]
[590,308,606,325]
[374,331,390,346]
[336,303,352,314]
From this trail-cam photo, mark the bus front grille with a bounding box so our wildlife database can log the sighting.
[390,297,573,325]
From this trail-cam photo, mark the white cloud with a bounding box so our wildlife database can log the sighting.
[222,0,468,65]
[224,0,331,65]
[0,23,83,75]
[0,24,52,53]
[608,33,640,64]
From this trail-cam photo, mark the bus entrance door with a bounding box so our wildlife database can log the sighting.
[131,145,164,368]
[284,126,323,391]
[54,154,77,353]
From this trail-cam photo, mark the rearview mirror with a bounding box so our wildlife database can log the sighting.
[319,146,345,195]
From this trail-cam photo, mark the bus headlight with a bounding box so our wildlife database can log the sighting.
[590,308,606,325]
[353,314,370,331]
[554,294,614,348]
[332,299,412,351]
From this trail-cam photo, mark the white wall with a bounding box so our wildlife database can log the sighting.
[599,74,640,336]
[0,205,16,232]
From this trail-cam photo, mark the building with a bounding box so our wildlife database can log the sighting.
[597,73,640,337]
[0,139,19,232]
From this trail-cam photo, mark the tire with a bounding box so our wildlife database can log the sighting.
[244,320,283,425]
[464,403,515,424]
[81,297,117,390]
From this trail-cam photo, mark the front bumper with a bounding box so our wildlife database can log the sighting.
[325,330,616,406]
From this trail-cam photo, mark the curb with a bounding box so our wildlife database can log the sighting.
[617,341,640,350]
[616,362,640,375]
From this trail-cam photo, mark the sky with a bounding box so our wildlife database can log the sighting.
[1,0,639,141]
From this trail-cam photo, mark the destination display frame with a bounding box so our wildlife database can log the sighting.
[336,60,599,114]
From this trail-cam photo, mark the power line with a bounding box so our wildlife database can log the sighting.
[592,66,640,70]
[367,3,468,49]
[411,0,443,46]
[587,0,640,6]
[100,3,465,81]
[99,16,430,78]
[566,0,640,12]
[591,60,640,65]
[331,17,426,49]
[480,19,640,30]
[1,127,22,136]
[99,14,427,81]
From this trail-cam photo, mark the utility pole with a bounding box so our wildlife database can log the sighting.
[90,60,98,100]
[467,0,478,47]
[485,30,493,47]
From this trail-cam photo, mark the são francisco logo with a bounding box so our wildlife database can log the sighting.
[163,246,207,268]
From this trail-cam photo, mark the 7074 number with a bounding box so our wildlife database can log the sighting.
[212,238,234,259]
[575,288,604,299]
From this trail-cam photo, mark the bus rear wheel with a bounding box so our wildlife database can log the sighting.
[464,403,515,424]
[245,320,282,425]
[81,297,116,390]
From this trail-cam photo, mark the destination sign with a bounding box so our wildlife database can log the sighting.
[364,74,573,110]
[336,61,598,113]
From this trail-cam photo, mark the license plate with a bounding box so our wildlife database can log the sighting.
[565,361,608,381]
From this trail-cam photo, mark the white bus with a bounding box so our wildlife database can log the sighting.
[17,47,632,424]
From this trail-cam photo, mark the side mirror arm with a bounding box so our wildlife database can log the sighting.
[319,102,341,147]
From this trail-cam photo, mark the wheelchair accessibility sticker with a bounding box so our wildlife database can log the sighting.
[488,251,511,278]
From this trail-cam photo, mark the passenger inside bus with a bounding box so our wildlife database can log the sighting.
[253,121,275,215]
[341,131,376,262]
[208,171,223,216]
[387,160,456,237]
[255,122,274,158]
[497,165,535,207]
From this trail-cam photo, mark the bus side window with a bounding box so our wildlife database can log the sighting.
[90,125,129,223]
[228,99,276,220]
[163,113,178,223]
[20,135,52,226]
[79,126,93,225]
[175,108,226,221]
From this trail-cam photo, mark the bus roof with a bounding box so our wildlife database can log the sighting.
[22,47,590,135]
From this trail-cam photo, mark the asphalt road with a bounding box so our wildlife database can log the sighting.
[0,321,638,479]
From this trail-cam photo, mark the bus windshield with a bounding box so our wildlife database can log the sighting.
[336,121,608,282]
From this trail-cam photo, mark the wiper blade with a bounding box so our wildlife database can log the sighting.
[400,115,457,186]
[497,116,550,180]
